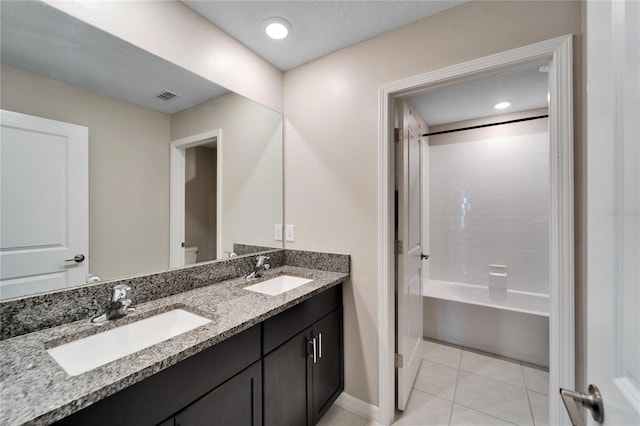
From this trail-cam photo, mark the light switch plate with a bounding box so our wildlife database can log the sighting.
[285,225,295,242]
[274,224,282,241]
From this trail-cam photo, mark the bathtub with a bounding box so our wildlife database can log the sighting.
[423,279,549,367]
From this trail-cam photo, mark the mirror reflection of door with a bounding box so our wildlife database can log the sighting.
[184,143,217,264]
[0,110,89,299]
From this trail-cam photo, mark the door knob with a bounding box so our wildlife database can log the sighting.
[421,253,430,260]
[65,254,85,263]
[560,384,604,425]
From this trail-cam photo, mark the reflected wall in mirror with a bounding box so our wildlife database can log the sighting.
[0,1,283,299]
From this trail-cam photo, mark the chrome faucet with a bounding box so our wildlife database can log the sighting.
[91,284,135,323]
[246,255,270,280]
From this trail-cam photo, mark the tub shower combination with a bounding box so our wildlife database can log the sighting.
[423,278,549,366]
[423,130,550,368]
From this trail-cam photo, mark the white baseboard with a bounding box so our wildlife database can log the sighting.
[335,392,381,424]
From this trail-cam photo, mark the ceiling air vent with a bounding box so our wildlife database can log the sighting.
[156,91,179,101]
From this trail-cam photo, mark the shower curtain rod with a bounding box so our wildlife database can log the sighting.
[421,114,548,137]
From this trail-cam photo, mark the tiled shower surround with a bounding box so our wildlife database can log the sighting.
[429,132,550,294]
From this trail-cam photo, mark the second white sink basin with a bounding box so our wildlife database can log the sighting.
[243,275,313,296]
[47,309,211,376]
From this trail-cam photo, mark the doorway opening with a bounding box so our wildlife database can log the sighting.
[378,35,574,426]
[169,129,222,268]
[184,143,218,263]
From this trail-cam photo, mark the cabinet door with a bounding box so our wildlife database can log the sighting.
[263,327,313,426]
[174,361,262,426]
[312,310,344,424]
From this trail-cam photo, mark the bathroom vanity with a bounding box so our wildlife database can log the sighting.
[56,285,343,426]
[0,250,349,426]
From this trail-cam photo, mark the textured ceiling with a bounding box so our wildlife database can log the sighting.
[182,1,468,71]
[180,0,548,125]
[0,1,228,114]
[410,62,550,126]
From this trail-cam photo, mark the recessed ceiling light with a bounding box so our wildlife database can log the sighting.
[263,17,291,40]
[494,101,511,110]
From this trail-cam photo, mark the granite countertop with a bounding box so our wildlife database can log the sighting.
[0,265,347,426]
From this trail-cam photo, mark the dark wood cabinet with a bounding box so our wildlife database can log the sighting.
[175,361,262,426]
[263,286,341,354]
[263,285,344,426]
[263,328,312,426]
[311,309,343,424]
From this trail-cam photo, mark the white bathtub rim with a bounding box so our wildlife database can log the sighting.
[424,279,550,317]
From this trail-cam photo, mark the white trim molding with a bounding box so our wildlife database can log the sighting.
[335,392,381,424]
[169,129,222,268]
[547,35,575,426]
[378,35,574,426]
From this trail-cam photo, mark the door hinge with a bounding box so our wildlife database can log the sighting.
[394,128,400,144]
[395,240,403,255]
[395,353,404,368]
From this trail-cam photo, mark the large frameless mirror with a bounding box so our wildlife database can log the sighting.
[0,1,283,299]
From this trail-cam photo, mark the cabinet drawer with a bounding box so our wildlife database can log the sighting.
[55,325,261,426]
[263,284,342,355]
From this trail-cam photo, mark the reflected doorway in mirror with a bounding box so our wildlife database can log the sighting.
[170,129,222,268]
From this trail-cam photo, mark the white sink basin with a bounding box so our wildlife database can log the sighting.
[47,309,211,376]
[243,275,313,296]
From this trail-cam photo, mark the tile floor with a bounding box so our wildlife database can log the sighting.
[318,339,549,426]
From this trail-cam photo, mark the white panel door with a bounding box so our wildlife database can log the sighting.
[583,1,640,425]
[1,110,88,299]
[396,103,424,410]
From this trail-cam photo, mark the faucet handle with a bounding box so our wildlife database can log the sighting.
[256,255,270,266]
[111,284,131,302]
